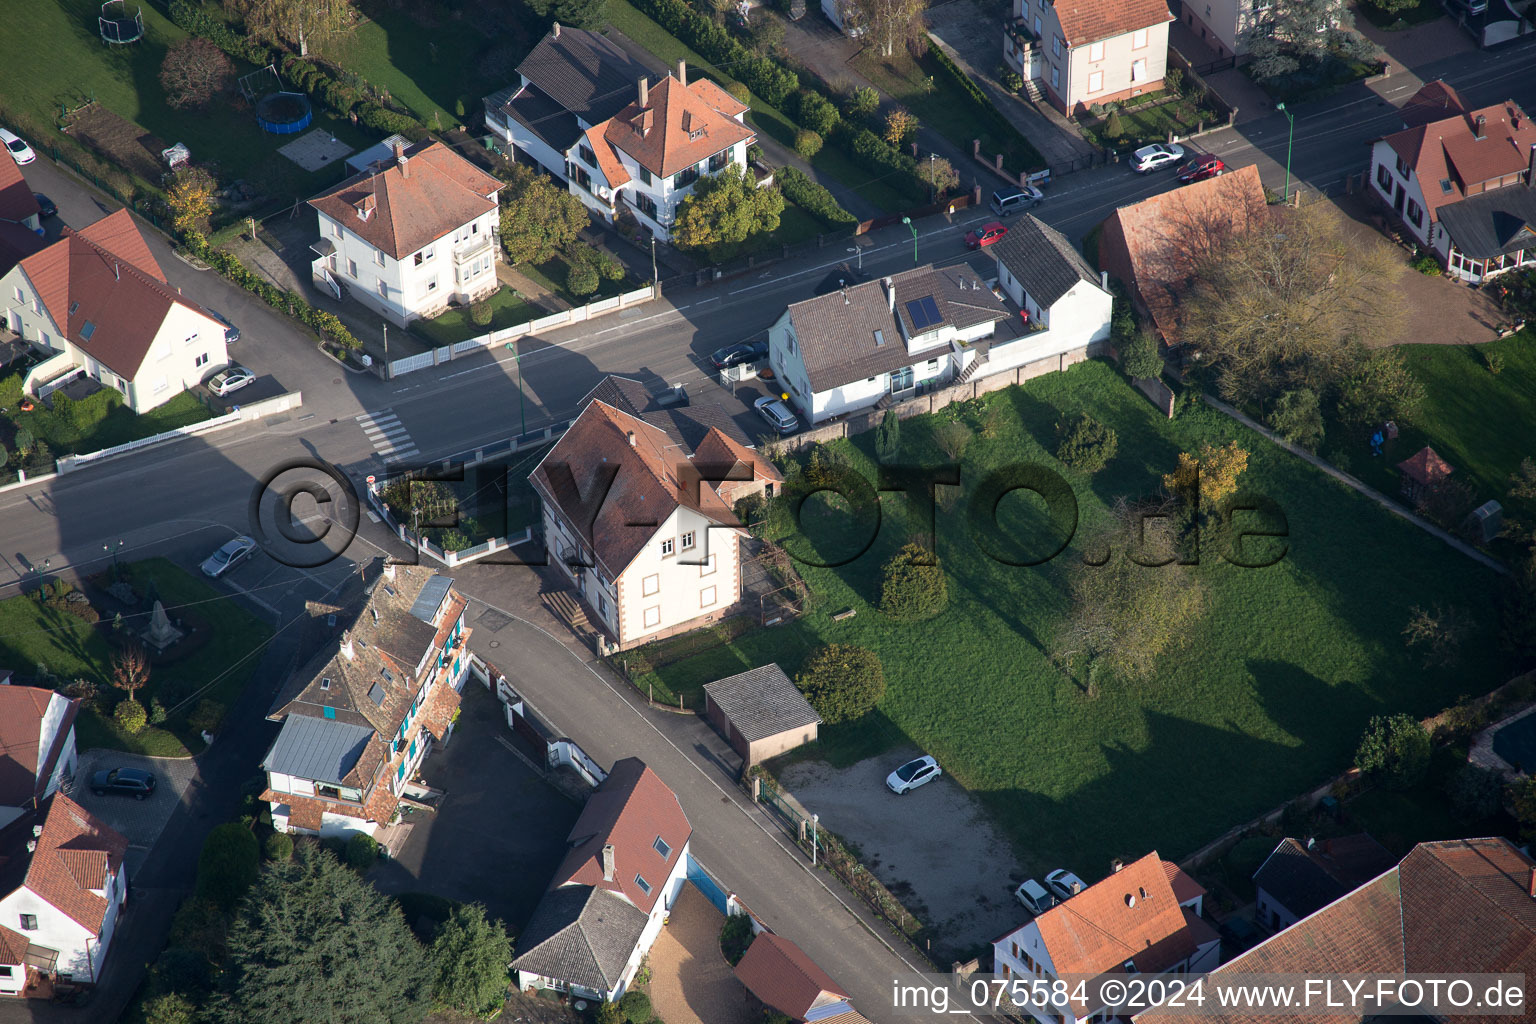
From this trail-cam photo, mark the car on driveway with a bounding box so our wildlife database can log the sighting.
[1045,868,1087,901]
[201,535,257,578]
[91,767,156,800]
[1015,878,1058,914]
[206,365,255,396]
[206,308,240,344]
[885,754,942,794]
[0,129,35,166]
[1177,154,1227,184]
[965,221,1009,250]
[32,192,56,218]
[709,341,768,369]
[1131,142,1185,173]
[753,394,799,435]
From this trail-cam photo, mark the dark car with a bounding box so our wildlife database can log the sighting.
[91,767,157,800]
[206,308,240,344]
[709,341,768,370]
[32,192,56,218]
[1176,155,1227,184]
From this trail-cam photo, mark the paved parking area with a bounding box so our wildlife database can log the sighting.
[70,750,201,877]
[646,883,756,1024]
[197,529,360,620]
[779,749,1024,957]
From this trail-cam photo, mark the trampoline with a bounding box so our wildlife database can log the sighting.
[99,0,143,44]
[256,92,314,135]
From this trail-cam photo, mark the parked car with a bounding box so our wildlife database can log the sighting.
[206,365,255,396]
[652,383,689,409]
[1045,868,1087,901]
[1131,142,1185,173]
[885,754,942,794]
[964,221,1009,250]
[1177,154,1227,184]
[710,341,768,369]
[90,767,156,800]
[201,535,257,578]
[990,186,1045,217]
[206,308,240,344]
[1014,878,1058,914]
[753,394,799,435]
[32,192,56,218]
[0,129,35,166]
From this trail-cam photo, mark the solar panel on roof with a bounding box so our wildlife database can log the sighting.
[905,296,942,331]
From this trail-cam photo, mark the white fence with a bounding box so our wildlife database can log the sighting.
[549,739,608,788]
[388,285,657,379]
[55,391,304,474]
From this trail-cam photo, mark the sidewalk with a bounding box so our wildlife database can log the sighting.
[1168,20,1274,125]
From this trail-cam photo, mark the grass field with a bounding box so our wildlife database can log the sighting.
[410,286,542,347]
[631,360,1508,874]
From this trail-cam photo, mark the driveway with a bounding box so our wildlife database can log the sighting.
[367,683,581,932]
[70,750,201,878]
[778,748,1024,959]
[645,882,756,1024]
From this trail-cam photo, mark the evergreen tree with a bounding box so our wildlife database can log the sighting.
[430,904,512,1016]
[875,409,901,464]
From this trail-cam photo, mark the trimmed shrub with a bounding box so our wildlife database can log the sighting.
[1354,714,1430,790]
[195,823,260,911]
[143,992,196,1024]
[469,299,493,326]
[619,989,654,1024]
[793,129,823,158]
[567,259,600,297]
[720,912,753,965]
[776,166,855,227]
[265,832,295,862]
[845,85,880,121]
[794,90,840,136]
[797,644,885,724]
[346,832,381,871]
[1055,414,1119,473]
[113,699,147,735]
[879,543,948,621]
[727,81,752,103]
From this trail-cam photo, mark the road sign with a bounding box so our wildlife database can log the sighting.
[366,475,375,486]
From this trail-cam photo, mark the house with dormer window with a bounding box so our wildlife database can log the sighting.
[1005,0,1173,116]
[260,562,470,840]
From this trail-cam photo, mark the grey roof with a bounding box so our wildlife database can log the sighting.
[785,264,1007,394]
[410,575,453,623]
[1437,187,1536,259]
[261,714,374,784]
[991,213,1105,308]
[512,885,649,993]
[514,26,652,126]
[579,374,754,448]
[704,664,821,742]
[1253,835,1397,920]
[494,83,584,155]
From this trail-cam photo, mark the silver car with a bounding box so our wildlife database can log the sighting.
[1045,868,1087,901]
[201,535,257,577]
[206,365,255,396]
[753,394,799,435]
[1131,142,1185,173]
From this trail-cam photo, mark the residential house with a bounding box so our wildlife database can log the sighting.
[0,158,41,237]
[1097,163,1268,343]
[0,793,129,994]
[1176,0,1346,60]
[529,380,781,652]
[994,852,1220,1024]
[989,212,1114,374]
[1006,0,1173,116]
[307,139,502,326]
[734,931,872,1023]
[1135,837,1536,1024]
[514,758,691,1001]
[260,562,469,840]
[0,687,79,832]
[821,0,865,37]
[0,209,230,413]
[703,664,821,766]
[767,264,1009,425]
[1252,834,1396,932]
[1368,91,1536,283]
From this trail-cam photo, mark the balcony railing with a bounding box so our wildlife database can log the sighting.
[453,232,493,263]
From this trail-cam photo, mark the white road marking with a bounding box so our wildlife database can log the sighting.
[355,410,420,463]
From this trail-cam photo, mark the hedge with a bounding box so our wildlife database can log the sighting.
[848,128,924,195]
[631,0,797,106]
[168,0,274,67]
[280,56,429,140]
[928,41,1045,172]
[181,232,361,350]
[777,167,855,227]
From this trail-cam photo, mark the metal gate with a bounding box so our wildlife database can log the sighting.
[685,854,730,914]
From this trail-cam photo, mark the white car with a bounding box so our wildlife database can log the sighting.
[206,365,255,396]
[1014,878,1057,914]
[1131,142,1184,173]
[1045,868,1087,901]
[0,129,35,166]
[200,535,257,578]
[885,755,941,794]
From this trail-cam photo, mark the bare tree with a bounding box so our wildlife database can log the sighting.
[111,643,150,704]
[226,0,357,57]
[159,38,235,111]
[854,0,928,58]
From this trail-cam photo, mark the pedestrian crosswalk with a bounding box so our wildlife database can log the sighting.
[356,409,420,464]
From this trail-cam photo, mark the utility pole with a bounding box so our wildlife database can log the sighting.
[811,812,819,866]
[1276,102,1296,203]
[901,217,917,265]
[381,322,390,380]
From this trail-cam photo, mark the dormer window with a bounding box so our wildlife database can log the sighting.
[354,194,376,221]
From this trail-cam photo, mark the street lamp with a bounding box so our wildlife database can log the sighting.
[846,245,862,271]
[505,342,526,438]
[649,236,658,289]
[103,539,126,575]
[811,812,819,867]
[1276,102,1296,203]
[901,216,917,266]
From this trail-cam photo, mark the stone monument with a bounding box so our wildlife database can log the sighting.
[143,600,184,651]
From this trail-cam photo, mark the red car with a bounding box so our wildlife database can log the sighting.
[1177,155,1227,184]
[965,221,1009,250]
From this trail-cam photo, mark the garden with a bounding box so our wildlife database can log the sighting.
[376,451,544,553]
[627,359,1509,876]
[410,286,542,347]
[1078,70,1223,151]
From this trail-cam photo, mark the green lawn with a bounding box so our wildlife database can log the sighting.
[1083,93,1222,151]
[1344,744,1514,857]
[631,360,1507,874]
[1357,0,1446,29]
[519,256,630,308]
[410,287,542,347]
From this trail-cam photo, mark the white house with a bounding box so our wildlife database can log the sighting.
[308,140,502,327]
[994,853,1220,1024]
[0,793,129,994]
[514,758,692,1001]
[1177,0,1347,61]
[1005,0,1172,116]
[0,687,79,832]
[767,264,1009,426]
[260,563,469,840]
[0,209,230,413]
[989,213,1114,376]
[530,380,781,653]
[1368,87,1536,284]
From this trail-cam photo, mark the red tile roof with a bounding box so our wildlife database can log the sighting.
[0,924,27,966]
[1399,80,1467,130]
[554,758,691,915]
[734,932,851,1020]
[1163,860,1206,905]
[1052,0,1173,46]
[583,123,630,190]
[0,158,39,225]
[595,70,754,179]
[308,140,501,261]
[8,794,128,935]
[1034,852,1203,977]
[0,687,77,809]
[1398,445,1453,484]
[1382,100,1536,228]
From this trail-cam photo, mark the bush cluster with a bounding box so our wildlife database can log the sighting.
[182,233,360,349]
[879,543,948,621]
[796,644,885,724]
[280,56,428,141]
[848,128,925,196]
[776,166,856,227]
[168,0,273,67]
[633,0,797,105]
[1055,413,1119,473]
[793,128,823,158]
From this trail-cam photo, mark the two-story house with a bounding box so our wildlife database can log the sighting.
[514,758,691,1002]
[307,140,502,327]
[0,686,79,832]
[0,793,129,995]
[1007,0,1173,116]
[767,264,1009,425]
[1368,88,1536,284]
[1252,834,1396,933]
[530,379,781,653]
[260,562,469,840]
[994,853,1219,1024]
[989,213,1114,376]
[0,209,230,413]
[1179,0,1347,61]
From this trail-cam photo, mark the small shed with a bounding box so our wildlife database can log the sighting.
[704,664,820,766]
[1397,446,1453,501]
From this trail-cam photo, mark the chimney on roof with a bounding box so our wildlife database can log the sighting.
[626,430,636,447]
[395,140,409,178]
[602,843,616,882]
[883,276,895,312]
[1111,857,1124,873]
[638,77,649,108]
[1529,866,1536,898]
[1474,114,1486,140]
[31,826,41,838]
[677,60,687,86]
[340,630,355,661]
[1100,269,1109,290]
[25,841,34,854]
[552,21,561,37]
[384,562,396,581]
